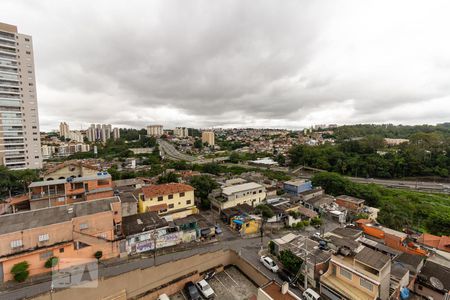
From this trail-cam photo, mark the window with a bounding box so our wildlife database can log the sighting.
[59,248,64,253]
[360,278,373,291]
[25,38,30,42]
[168,204,174,209]
[38,233,49,242]
[186,200,191,205]
[157,196,163,201]
[168,194,173,200]
[11,239,23,248]
[79,223,88,230]
[253,191,256,194]
[259,190,262,193]
[180,192,185,197]
[26,51,31,54]
[40,251,53,260]
[340,267,352,280]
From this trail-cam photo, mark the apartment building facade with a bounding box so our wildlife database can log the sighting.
[211,182,266,211]
[174,127,188,138]
[0,22,42,169]
[201,131,215,146]
[28,172,114,210]
[147,125,163,137]
[138,183,197,219]
[0,197,122,282]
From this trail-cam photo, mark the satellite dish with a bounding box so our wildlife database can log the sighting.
[429,277,444,290]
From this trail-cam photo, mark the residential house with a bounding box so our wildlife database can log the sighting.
[335,195,365,214]
[414,260,450,300]
[283,179,312,196]
[28,172,114,210]
[210,182,266,211]
[137,183,197,220]
[417,233,450,253]
[42,161,99,181]
[320,246,391,300]
[0,197,122,282]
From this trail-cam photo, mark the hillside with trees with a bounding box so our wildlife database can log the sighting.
[289,125,450,178]
[312,172,450,236]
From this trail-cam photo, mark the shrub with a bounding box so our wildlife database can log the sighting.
[44,257,59,269]
[11,261,29,282]
[268,241,275,255]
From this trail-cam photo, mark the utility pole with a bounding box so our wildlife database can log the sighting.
[152,225,158,265]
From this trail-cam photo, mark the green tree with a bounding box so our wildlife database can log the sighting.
[189,175,219,208]
[278,250,303,274]
[11,261,29,282]
[44,257,59,269]
[202,163,222,175]
[157,172,180,184]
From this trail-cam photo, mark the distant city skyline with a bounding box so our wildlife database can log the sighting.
[2,0,450,132]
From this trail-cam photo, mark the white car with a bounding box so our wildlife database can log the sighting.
[303,288,321,300]
[196,279,215,299]
[260,255,279,272]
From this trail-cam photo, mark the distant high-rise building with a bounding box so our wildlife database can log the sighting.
[59,122,70,139]
[147,125,163,137]
[86,124,117,142]
[174,127,189,138]
[0,22,42,169]
[201,131,215,146]
[112,128,120,140]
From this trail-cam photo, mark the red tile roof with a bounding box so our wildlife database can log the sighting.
[142,183,194,199]
[418,233,450,252]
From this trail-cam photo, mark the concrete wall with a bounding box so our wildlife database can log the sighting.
[32,249,270,300]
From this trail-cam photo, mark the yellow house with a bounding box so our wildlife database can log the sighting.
[230,215,261,236]
[138,183,197,219]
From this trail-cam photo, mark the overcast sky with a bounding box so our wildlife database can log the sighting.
[2,0,450,131]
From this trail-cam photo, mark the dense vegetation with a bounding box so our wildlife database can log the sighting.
[0,167,39,198]
[312,172,450,236]
[289,132,450,178]
[189,175,219,208]
[327,123,450,141]
[69,136,157,161]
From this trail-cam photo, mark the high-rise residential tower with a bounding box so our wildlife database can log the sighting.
[0,22,42,169]
[59,122,69,139]
[201,131,215,146]
[147,125,163,137]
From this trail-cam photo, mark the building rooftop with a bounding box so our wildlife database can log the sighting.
[141,183,194,199]
[222,182,264,196]
[418,260,450,292]
[260,281,301,300]
[284,179,309,186]
[118,192,138,203]
[29,173,111,188]
[417,233,450,252]
[329,227,363,239]
[355,247,390,270]
[297,206,318,218]
[305,195,335,207]
[336,195,365,204]
[393,252,425,270]
[122,212,168,236]
[0,197,119,235]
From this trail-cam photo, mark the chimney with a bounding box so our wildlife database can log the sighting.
[281,282,289,295]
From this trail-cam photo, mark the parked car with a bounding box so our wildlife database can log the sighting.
[303,288,321,300]
[215,225,223,235]
[185,281,201,300]
[278,268,295,283]
[196,279,215,298]
[157,294,170,300]
[260,255,279,272]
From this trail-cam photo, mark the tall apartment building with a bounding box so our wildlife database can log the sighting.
[174,127,188,138]
[0,22,42,169]
[87,123,116,142]
[112,127,120,140]
[201,131,215,146]
[147,125,163,137]
[59,122,69,139]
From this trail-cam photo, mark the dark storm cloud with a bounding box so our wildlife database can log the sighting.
[1,0,450,130]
